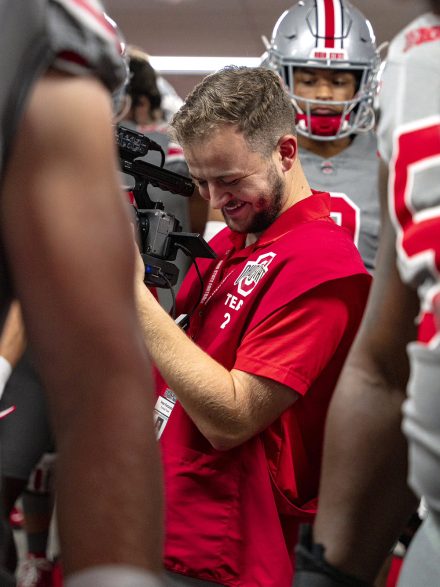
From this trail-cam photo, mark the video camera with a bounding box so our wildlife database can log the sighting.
[116,125,216,288]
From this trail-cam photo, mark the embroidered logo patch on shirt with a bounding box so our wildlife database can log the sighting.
[234,252,276,297]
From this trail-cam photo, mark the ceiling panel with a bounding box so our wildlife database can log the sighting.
[104,0,430,98]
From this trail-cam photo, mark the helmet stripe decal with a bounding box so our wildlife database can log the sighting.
[316,0,343,49]
[323,0,335,47]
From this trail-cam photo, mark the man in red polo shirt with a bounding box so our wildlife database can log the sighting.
[134,66,371,587]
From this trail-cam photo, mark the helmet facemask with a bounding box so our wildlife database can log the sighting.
[265,0,380,141]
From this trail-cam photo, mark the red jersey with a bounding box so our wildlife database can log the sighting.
[156,192,371,586]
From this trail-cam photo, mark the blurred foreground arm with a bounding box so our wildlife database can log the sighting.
[0,72,163,578]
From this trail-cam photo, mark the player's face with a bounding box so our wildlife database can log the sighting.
[185,125,286,235]
[293,68,357,113]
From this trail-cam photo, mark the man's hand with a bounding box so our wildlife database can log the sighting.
[133,239,159,309]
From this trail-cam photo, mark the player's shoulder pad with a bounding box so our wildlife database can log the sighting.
[48,0,127,92]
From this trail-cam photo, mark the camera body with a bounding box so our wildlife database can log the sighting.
[116,125,216,288]
[138,207,180,261]
[136,207,181,288]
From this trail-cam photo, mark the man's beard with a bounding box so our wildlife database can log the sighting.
[245,164,285,234]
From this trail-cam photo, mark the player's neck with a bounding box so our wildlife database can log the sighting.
[298,134,353,159]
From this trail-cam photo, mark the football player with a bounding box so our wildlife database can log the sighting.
[294,1,440,586]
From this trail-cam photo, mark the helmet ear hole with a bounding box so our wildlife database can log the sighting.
[264,0,380,141]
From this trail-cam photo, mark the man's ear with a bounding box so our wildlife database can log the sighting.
[277,135,297,172]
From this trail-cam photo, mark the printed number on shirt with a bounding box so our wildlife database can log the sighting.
[221,313,231,329]
[329,192,360,247]
[389,117,440,279]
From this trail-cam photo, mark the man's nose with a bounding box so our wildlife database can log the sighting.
[208,183,230,209]
[316,81,333,100]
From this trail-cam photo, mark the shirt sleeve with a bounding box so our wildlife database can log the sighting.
[233,277,363,395]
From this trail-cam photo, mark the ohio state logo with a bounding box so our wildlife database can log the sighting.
[234,252,276,297]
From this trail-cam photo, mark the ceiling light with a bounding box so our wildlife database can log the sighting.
[149,56,261,74]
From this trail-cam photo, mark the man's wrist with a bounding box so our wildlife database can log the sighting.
[135,283,153,311]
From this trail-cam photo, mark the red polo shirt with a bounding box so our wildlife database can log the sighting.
[157,192,371,587]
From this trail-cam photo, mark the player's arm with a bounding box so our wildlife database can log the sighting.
[306,160,420,585]
[1,71,163,575]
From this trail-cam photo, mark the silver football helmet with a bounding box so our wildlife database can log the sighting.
[265,0,380,141]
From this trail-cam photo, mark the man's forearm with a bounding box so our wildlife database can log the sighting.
[135,284,243,446]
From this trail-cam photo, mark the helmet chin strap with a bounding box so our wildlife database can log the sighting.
[296,113,350,137]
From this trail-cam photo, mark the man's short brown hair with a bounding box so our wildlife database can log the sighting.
[170,66,296,157]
